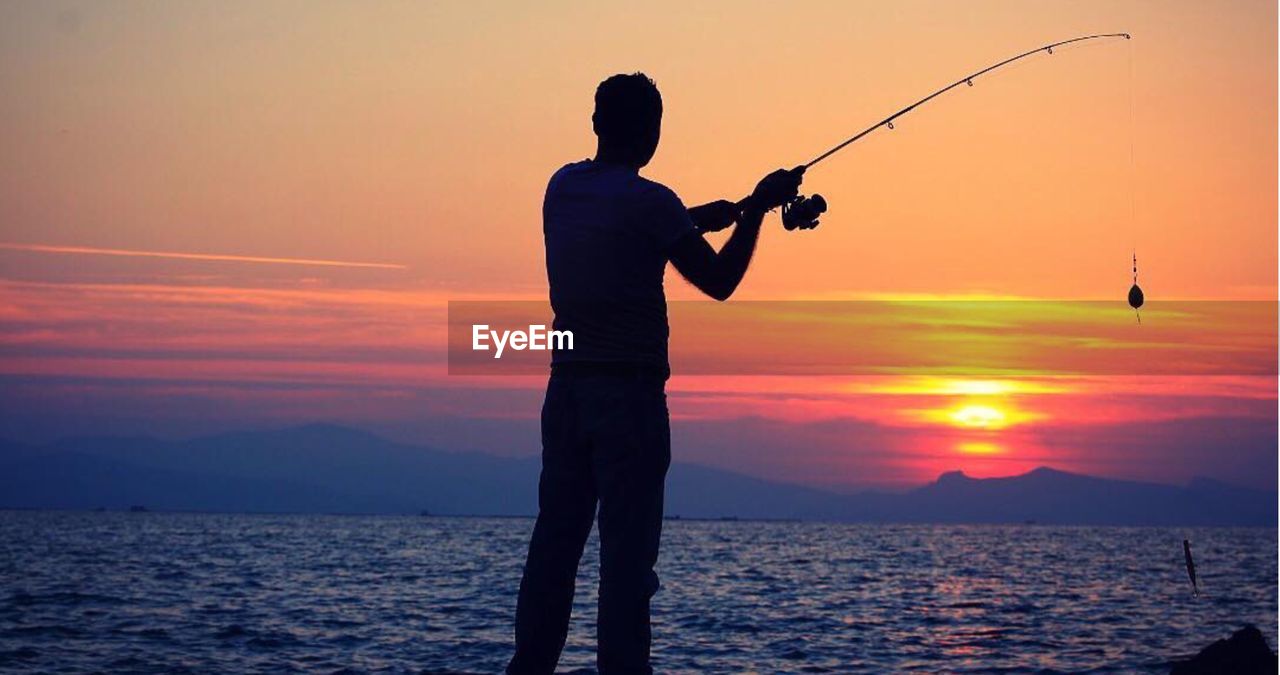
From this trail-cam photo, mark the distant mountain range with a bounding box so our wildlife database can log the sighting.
[0,424,1273,525]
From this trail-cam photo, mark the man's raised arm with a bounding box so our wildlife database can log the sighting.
[670,168,803,301]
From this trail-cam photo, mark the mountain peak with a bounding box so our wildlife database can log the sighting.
[289,422,371,438]
[196,423,393,454]
[255,423,384,443]
[936,470,971,484]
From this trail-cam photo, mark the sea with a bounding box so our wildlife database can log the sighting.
[1,511,1275,673]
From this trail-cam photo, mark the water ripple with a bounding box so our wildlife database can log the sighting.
[0,512,1274,673]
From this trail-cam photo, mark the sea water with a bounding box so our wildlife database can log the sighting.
[1,512,1274,673]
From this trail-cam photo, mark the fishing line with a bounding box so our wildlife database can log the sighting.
[1126,36,1145,323]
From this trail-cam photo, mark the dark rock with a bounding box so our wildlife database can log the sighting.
[1171,625,1277,674]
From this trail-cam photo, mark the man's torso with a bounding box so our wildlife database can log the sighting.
[543,160,694,370]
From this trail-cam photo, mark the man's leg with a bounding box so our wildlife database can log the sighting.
[508,375,597,675]
[589,376,671,675]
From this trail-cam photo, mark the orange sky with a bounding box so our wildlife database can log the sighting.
[0,1,1275,490]
[2,0,1275,297]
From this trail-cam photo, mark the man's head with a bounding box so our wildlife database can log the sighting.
[592,73,662,168]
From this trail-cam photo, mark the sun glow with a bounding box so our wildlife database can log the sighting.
[852,378,1071,396]
[956,441,1003,455]
[949,404,1008,429]
[906,399,1044,430]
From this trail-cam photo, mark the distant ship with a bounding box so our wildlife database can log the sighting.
[129,505,148,513]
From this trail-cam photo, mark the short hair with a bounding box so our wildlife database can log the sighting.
[593,73,662,141]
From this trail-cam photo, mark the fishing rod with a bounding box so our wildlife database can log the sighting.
[759,33,1132,230]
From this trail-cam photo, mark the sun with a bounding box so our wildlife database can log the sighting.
[948,404,1008,429]
[903,386,1047,430]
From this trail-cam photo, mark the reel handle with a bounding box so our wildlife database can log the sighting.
[782,194,827,231]
[731,193,827,231]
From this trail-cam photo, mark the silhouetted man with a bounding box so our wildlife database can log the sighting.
[508,72,802,675]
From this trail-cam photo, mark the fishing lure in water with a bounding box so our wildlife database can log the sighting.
[1183,539,1199,597]
[1128,252,1144,323]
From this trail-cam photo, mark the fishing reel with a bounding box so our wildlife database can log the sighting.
[781,194,827,231]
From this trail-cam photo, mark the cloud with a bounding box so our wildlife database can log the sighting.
[0,242,407,270]
[1,277,1274,491]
